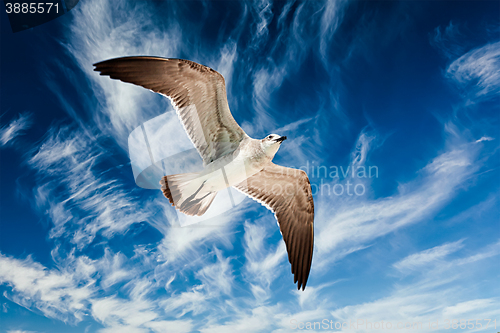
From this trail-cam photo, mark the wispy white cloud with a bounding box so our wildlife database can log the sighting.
[0,253,94,324]
[161,284,211,318]
[199,301,333,333]
[0,250,196,332]
[453,240,500,266]
[3,236,498,332]
[393,239,465,273]
[446,41,500,101]
[444,195,497,227]
[245,64,284,136]
[195,247,234,296]
[442,299,497,318]
[274,117,315,135]
[97,250,136,289]
[27,125,151,248]
[158,247,235,319]
[214,41,239,103]
[293,281,340,309]
[90,295,193,333]
[242,218,287,301]
[350,131,376,170]
[475,136,494,143]
[313,127,481,271]
[237,0,349,139]
[430,21,468,59]
[0,112,32,147]
[249,0,273,49]
[330,240,500,333]
[154,202,240,264]
[200,305,280,333]
[62,0,183,149]
[331,293,499,333]
[319,0,347,64]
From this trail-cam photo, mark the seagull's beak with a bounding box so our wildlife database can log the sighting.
[276,136,287,143]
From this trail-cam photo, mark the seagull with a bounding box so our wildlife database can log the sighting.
[94,57,314,290]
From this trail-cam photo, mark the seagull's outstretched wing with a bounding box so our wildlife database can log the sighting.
[94,57,248,165]
[234,163,314,290]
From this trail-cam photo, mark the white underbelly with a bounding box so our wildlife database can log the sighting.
[201,155,263,192]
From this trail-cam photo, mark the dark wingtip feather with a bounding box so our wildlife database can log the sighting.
[160,176,175,206]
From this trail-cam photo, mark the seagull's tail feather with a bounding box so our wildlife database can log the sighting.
[160,173,217,216]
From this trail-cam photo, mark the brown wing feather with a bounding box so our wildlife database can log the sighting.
[93,57,247,165]
[234,163,314,290]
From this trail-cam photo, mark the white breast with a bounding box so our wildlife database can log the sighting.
[200,140,269,192]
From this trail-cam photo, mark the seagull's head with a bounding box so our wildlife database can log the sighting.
[262,134,287,155]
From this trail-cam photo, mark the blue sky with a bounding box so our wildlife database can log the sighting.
[1,1,499,332]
